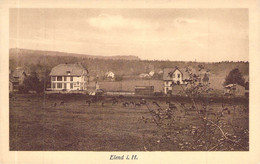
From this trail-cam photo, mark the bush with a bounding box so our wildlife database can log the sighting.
[18,84,28,94]
[23,72,44,93]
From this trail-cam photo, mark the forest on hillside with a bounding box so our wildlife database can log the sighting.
[9,48,249,89]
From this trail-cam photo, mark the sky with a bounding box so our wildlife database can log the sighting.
[9,8,248,62]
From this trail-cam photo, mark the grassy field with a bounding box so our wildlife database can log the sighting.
[10,94,249,151]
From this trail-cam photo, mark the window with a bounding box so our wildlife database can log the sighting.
[173,74,175,78]
[64,76,67,81]
[57,83,62,88]
[52,76,56,81]
[52,83,56,89]
[178,74,180,78]
[57,76,62,81]
[70,77,73,81]
[77,81,79,85]
[70,83,73,89]
[64,83,67,89]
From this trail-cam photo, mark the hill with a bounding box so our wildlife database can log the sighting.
[10,48,140,61]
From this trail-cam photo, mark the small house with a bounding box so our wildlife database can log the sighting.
[104,71,115,79]
[224,84,246,96]
[149,71,155,77]
[139,73,150,78]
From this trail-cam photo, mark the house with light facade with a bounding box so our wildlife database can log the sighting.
[49,63,88,91]
[163,67,188,94]
[105,71,115,79]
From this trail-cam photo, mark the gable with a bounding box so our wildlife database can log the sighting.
[163,67,183,80]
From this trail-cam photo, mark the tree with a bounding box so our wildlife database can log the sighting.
[202,73,209,83]
[224,68,245,86]
[23,72,44,93]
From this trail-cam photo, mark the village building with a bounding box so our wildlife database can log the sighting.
[224,84,246,96]
[104,71,115,79]
[139,73,150,78]
[149,71,155,77]
[104,71,115,81]
[49,63,88,91]
[163,67,188,94]
[158,70,163,74]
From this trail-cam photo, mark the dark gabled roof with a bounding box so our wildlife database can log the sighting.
[163,67,189,80]
[50,63,88,76]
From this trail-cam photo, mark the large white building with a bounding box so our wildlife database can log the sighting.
[49,63,88,91]
[163,67,188,94]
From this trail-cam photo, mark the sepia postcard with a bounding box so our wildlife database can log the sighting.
[1,0,260,163]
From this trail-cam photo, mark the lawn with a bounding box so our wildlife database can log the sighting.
[9,94,249,151]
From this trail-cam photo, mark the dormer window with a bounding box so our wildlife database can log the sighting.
[67,71,71,75]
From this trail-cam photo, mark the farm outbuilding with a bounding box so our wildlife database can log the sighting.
[104,71,115,81]
[224,84,246,96]
[135,86,154,95]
